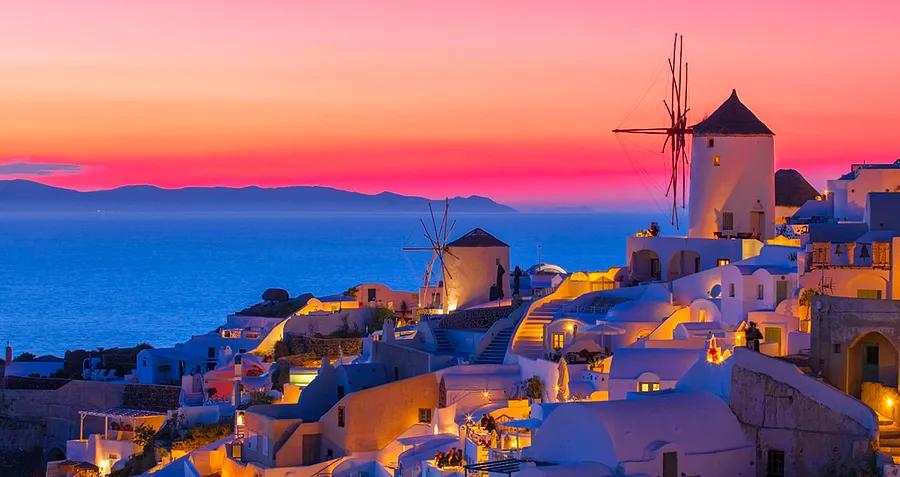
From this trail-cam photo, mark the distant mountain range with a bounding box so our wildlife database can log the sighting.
[0,180,515,213]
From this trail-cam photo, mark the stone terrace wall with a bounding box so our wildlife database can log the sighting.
[439,306,515,330]
[285,335,362,357]
[730,365,875,476]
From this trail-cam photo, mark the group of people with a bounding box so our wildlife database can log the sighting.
[478,413,498,432]
[433,447,464,468]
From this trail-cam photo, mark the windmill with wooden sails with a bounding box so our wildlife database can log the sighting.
[403,199,457,314]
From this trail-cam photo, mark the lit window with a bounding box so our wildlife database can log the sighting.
[757,284,765,300]
[713,155,721,166]
[858,289,883,300]
[722,212,733,230]
[552,332,565,350]
[638,382,660,392]
[418,408,432,423]
[716,258,730,267]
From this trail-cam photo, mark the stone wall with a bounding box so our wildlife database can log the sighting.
[810,295,900,396]
[285,336,362,358]
[729,365,876,476]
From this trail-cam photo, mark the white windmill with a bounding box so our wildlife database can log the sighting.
[403,199,457,314]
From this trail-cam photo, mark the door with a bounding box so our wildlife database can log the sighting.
[302,434,321,465]
[775,280,788,305]
[863,344,880,382]
[663,451,678,477]
[750,211,765,238]
[650,258,660,280]
[764,327,782,355]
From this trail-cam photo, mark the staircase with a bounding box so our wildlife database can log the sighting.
[432,328,452,352]
[511,299,571,360]
[879,414,900,463]
[474,328,514,364]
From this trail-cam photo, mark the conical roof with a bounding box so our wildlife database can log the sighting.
[447,227,508,247]
[691,89,774,136]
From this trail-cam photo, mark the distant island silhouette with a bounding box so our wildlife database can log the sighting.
[0,180,515,213]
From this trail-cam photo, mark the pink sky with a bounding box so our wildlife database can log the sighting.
[0,1,897,208]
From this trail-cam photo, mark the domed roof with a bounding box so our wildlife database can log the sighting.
[691,89,774,136]
[526,263,567,275]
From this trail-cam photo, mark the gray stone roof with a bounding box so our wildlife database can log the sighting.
[692,90,774,136]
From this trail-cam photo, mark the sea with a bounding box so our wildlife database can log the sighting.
[0,211,672,355]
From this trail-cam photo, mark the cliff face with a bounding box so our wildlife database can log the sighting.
[0,180,515,213]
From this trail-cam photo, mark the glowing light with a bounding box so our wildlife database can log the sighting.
[888,398,895,408]
[481,391,490,400]
[565,324,574,332]
[706,334,731,365]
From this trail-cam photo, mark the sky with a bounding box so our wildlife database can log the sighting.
[0,1,897,209]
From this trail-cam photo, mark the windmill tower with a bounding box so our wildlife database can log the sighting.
[403,200,456,313]
[687,90,775,240]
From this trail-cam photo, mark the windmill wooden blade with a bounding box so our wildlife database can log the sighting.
[612,33,691,229]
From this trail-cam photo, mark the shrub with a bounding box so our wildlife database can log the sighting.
[524,376,544,400]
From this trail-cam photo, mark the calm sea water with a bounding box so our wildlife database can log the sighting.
[0,212,670,355]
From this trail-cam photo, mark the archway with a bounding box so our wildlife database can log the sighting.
[667,250,701,281]
[631,250,661,282]
[847,331,899,398]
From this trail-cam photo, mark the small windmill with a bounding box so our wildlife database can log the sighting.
[613,33,691,229]
[403,199,457,308]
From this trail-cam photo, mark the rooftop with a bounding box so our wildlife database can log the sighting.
[838,159,900,180]
[775,169,820,207]
[691,89,774,136]
[447,227,508,248]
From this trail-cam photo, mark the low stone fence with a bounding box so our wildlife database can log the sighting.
[861,381,900,422]
[284,335,362,357]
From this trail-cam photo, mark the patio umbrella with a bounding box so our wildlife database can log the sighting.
[557,357,570,402]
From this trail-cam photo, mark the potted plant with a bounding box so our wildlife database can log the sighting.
[524,376,544,403]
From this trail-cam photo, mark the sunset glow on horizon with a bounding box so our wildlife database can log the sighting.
[0,1,897,208]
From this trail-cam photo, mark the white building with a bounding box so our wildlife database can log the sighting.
[443,228,511,312]
[827,159,900,221]
[688,89,775,240]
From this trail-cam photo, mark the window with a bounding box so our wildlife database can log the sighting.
[207,347,216,358]
[713,155,721,166]
[394,367,400,381]
[337,406,345,427]
[858,289,883,300]
[418,408,432,423]
[552,332,565,350]
[812,243,830,266]
[766,449,785,477]
[638,382,660,392]
[722,212,733,230]
[873,242,890,266]
[729,283,735,298]
[717,258,730,267]
[206,362,216,371]
[367,288,377,302]
[833,343,841,354]
[261,435,270,457]
[337,385,345,399]
[757,284,765,300]
[707,138,715,148]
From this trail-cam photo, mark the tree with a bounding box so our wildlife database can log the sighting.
[371,307,394,331]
